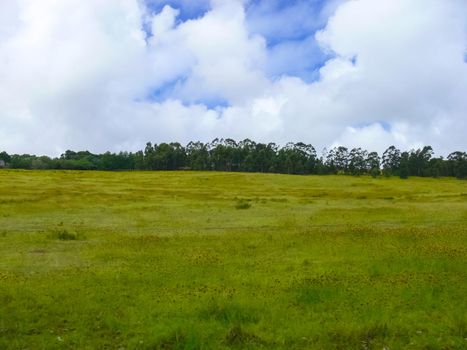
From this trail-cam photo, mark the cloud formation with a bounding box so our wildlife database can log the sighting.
[0,0,466,156]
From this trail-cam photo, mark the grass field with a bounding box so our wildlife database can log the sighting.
[0,170,466,349]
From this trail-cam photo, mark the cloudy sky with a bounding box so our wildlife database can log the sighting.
[0,0,466,156]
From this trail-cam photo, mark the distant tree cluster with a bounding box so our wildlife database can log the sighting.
[1,140,466,178]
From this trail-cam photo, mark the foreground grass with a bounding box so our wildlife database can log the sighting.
[0,170,466,349]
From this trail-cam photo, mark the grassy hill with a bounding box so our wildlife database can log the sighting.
[0,170,466,349]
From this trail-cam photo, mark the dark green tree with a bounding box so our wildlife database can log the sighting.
[186,141,209,170]
[447,151,467,179]
[366,151,380,175]
[382,146,401,176]
[0,151,11,164]
[399,152,409,179]
[348,148,367,175]
[407,146,433,176]
[144,142,155,170]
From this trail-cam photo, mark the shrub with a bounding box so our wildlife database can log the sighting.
[370,167,380,178]
[235,200,251,210]
[49,229,82,241]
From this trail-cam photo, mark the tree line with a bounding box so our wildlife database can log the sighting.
[0,139,466,178]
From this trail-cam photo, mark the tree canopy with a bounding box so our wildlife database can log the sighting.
[1,140,466,178]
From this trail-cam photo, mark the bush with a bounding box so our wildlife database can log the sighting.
[49,229,83,241]
[235,200,251,210]
[370,167,380,178]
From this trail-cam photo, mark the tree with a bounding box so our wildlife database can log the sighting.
[186,141,209,170]
[153,143,183,170]
[209,138,229,171]
[134,151,145,170]
[348,148,367,175]
[428,157,445,178]
[447,151,467,179]
[0,151,11,164]
[326,146,349,174]
[239,139,257,172]
[276,142,314,174]
[242,142,278,173]
[1,139,463,178]
[144,142,155,170]
[294,142,317,174]
[366,151,380,175]
[382,146,401,176]
[169,142,186,170]
[407,146,433,176]
[399,152,409,179]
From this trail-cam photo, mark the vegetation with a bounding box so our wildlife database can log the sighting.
[1,140,466,178]
[0,170,466,349]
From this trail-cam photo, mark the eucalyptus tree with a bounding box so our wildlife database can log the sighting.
[209,138,235,171]
[239,139,257,172]
[186,141,209,170]
[348,148,367,175]
[248,142,278,173]
[0,151,11,164]
[407,146,433,176]
[399,151,409,179]
[326,146,349,174]
[144,142,155,170]
[294,142,317,174]
[382,146,401,176]
[447,151,467,178]
[366,151,380,173]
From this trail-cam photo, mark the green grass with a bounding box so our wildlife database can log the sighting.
[0,170,466,349]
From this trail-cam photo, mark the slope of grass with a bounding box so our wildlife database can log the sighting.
[0,170,466,349]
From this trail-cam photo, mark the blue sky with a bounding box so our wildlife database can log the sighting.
[0,0,466,156]
[145,0,211,20]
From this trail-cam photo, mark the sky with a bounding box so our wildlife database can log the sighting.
[0,0,466,156]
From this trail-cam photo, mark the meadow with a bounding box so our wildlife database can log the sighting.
[0,170,466,349]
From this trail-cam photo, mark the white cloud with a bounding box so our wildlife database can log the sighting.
[0,0,466,156]
[151,5,179,37]
[314,0,467,154]
[152,0,269,104]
